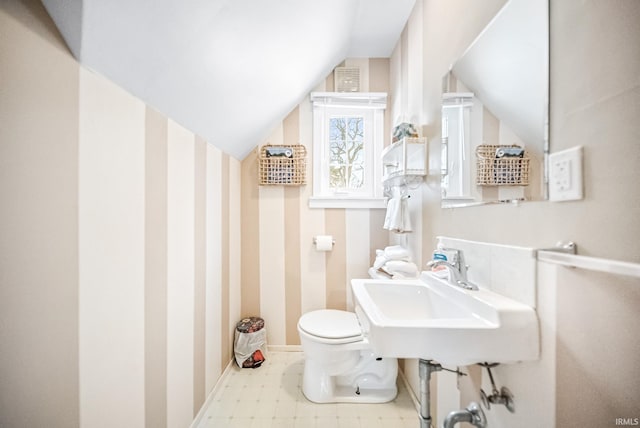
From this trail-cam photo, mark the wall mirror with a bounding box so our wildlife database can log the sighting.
[441,0,549,207]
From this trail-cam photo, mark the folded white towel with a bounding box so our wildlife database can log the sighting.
[368,267,392,279]
[373,254,387,269]
[383,260,419,277]
[383,245,412,261]
[380,266,418,279]
[371,246,418,279]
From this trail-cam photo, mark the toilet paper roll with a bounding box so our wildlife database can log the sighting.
[314,235,334,251]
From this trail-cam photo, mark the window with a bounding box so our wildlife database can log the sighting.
[329,114,365,191]
[441,93,478,202]
[309,92,387,209]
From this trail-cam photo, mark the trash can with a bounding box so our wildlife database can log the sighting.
[234,317,266,368]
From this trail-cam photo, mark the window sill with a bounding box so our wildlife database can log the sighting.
[308,196,387,209]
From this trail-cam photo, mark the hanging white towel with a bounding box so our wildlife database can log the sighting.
[383,197,399,230]
[383,195,412,233]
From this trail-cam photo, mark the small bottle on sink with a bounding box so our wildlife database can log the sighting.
[430,244,458,279]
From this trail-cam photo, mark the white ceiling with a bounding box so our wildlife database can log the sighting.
[42,0,415,159]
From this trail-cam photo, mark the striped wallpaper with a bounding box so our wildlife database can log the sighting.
[1,4,241,426]
[4,2,640,428]
[1,3,81,427]
[78,70,241,428]
[240,58,391,347]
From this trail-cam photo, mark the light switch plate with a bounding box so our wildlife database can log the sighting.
[549,146,583,201]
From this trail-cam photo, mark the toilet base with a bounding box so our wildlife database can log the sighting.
[301,352,398,404]
[303,384,398,404]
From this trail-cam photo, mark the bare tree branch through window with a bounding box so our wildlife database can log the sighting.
[329,116,365,189]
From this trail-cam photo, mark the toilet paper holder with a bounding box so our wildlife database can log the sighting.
[313,237,335,246]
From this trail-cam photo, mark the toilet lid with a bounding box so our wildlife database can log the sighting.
[298,309,362,340]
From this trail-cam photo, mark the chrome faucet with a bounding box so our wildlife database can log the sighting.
[426,249,478,290]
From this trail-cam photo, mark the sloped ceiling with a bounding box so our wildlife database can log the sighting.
[41,0,415,159]
[451,0,547,152]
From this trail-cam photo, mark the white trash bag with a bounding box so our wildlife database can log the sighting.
[234,317,267,368]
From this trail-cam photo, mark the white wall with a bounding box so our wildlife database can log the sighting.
[389,0,640,426]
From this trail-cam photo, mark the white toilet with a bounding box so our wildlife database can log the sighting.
[297,309,398,403]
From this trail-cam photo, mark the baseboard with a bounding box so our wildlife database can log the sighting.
[398,366,420,412]
[268,344,303,352]
[189,358,235,428]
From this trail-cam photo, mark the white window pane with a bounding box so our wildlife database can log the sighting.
[329,116,364,190]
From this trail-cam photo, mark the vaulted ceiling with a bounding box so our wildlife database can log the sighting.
[41,0,415,159]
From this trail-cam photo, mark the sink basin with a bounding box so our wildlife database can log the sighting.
[351,271,539,366]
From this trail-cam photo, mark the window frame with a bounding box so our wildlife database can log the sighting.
[309,92,387,209]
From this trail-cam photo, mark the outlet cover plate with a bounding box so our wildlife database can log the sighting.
[549,146,583,201]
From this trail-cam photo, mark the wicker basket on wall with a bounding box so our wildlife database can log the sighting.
[476,144,530,186]
[258,144,307,186]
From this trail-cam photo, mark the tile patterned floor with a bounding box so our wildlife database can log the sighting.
[197,351,421,428]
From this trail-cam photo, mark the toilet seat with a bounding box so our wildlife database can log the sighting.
[298,309,363,344]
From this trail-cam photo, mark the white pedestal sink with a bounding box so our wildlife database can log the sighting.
[351,271,539,366]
